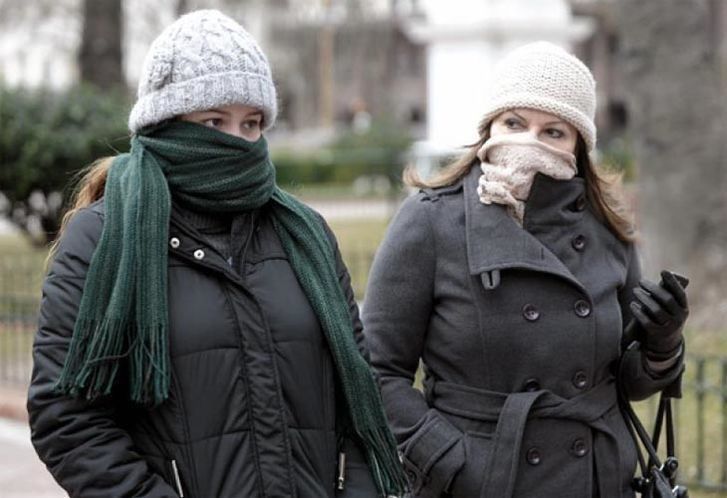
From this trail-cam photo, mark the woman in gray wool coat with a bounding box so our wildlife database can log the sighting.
[363,42,689,498]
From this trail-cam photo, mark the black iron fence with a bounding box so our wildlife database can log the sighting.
[1,251,726,493]
[0,250,44,388]
[678,356,727,492]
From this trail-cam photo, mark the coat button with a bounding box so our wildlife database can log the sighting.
[571,234,586,251]
[522,304,540,322]
[572,370,588,389]
[193,249,205,260]
[526,447,542,465]
[573,194,587,212]
[169,237,180,249]
[574,299,591,318]
[523,378,541,392]
[571,438,588,457]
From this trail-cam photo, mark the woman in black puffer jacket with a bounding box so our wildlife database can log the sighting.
[27,9,405,498]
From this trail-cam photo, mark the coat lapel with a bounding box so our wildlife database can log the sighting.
[463,165,585,292]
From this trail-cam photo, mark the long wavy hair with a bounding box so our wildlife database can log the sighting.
[404,116,635,243]
[47,156,115,263]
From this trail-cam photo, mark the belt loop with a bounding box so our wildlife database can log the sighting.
[481,270,501,290]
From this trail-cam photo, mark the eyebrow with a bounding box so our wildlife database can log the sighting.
[509,110,566,127]
[203,108,231,116]
[201,109,263,119]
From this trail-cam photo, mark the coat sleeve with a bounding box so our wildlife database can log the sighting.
[27,207,180,498]
[617,243,684,401]
[362,194,466,496]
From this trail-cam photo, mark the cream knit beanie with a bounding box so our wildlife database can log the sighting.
[479,41,597,152]
[128,9,277,133]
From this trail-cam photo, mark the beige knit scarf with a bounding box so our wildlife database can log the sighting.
[476,133,577,225]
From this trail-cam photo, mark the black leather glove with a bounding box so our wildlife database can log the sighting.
[629,270,689,360]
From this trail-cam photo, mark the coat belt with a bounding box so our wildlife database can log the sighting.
[426,379,622,498]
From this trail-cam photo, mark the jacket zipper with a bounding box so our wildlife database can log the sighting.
[337,451,347,490]
[169,367,201,497]
[236,209,258,275]
[170,459,185,497]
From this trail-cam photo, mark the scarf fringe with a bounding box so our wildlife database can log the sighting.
[55,318,169,406]
[358,426,408,495]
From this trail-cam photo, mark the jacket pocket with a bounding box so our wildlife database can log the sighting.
[334,439,379,498]
[140,453,183,497]
[446,431,492,497]
[402,412,465,497]
[168,459,185,497]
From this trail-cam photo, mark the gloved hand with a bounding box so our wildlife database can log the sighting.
[629,271,689,360]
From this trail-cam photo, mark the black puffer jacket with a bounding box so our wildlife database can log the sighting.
[28,198,378,498]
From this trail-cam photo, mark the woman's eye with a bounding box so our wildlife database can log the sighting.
[202,118,223,128]
[504,118,523,130]
[242,119,262,130]
[546,128,565,139]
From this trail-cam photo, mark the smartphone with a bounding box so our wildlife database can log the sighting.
[663,271,689,289]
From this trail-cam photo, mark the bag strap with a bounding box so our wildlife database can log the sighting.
[617,342,682,490]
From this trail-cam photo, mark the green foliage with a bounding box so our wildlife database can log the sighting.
[599,137,636,182]
[273,119,412,187]
[0,89,410,242]
[0,84,131,204]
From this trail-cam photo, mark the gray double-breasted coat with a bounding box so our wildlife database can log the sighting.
[363,165,683,498]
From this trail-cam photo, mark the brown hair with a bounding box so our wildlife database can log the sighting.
[404,118,635,243]
[47,157,114,263]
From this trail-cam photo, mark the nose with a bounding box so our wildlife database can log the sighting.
[221,124,246,139]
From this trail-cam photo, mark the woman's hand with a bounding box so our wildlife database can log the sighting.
[629,271,689,360]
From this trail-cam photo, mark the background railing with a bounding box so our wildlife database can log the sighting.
[1,250,725,494]
[677,355,727,492]
[0,251,44,388]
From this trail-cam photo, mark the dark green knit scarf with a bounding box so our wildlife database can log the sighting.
[55,121,406,495]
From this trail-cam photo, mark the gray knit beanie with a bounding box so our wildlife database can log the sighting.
[128,9,277,133]
[479,41,597,152]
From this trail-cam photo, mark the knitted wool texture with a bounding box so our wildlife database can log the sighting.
[480,41,597,152]
[128,9,277,133]
[55,121,407,496]
[476,133,578,225]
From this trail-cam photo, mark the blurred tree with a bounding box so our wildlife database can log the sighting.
[79,0,123,89]
[0,86,130,246]
[177,0,189,16]
[619,0,727,330]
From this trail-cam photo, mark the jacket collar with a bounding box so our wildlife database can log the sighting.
[463,163,587,291]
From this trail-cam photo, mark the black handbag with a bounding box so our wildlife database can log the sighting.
[617,341,689,498]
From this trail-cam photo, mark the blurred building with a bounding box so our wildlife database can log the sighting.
[402,0,594,178]
[267,2,427,137]
[1,0,725,147]
[0,0,427,140]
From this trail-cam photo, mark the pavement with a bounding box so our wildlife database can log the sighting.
[0,386,67,498]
